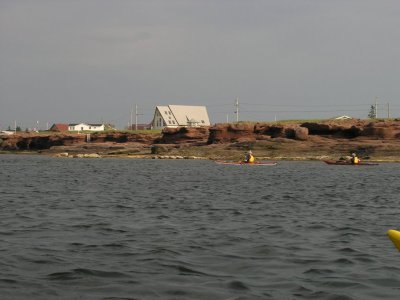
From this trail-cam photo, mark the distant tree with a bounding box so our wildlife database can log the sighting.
[25,128,29,133]
[7,125,11,131]
[16,126,22,132]
[368,105,376,119]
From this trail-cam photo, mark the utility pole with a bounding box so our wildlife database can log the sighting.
[135,104,138,130]
[235,97,239,122]
[226,114,229,123]
[130,106,133,130]
[375,97,378,118]
[135,104,143,131]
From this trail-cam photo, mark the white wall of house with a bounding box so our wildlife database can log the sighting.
[152,107,179,130]
[68,123,105,131]
[152,110,169,130]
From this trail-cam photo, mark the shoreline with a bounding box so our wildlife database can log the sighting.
[1,149,400,162]
[2,119,400,162]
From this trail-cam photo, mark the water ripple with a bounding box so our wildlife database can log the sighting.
[47,268,130,280]
[1,157,400,299]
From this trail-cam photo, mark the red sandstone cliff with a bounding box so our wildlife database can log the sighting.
[206,120,400,144]
[155,127,209,144]
[0,132,160,151]
[1,120,400,159]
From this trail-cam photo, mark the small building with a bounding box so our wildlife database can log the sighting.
[334,115,353,120]
[151,105,210,130]
[49,123,69,132]
[126,123,152,130]
[0,130,14,135]
[68,123,105,132]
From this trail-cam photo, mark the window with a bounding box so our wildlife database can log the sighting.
[169,111,171,115]
[165,111,168,114]
[172,121,175,124]
[168,120,172,124]
[201,120,205,124]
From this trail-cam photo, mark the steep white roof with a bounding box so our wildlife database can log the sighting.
[156,106,170,116]
[168,105,210,126]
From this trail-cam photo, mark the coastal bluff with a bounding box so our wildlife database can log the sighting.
[207,120,400,143]
[0,132,159,152]
[1,119,400,160]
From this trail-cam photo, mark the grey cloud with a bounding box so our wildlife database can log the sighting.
[1,0,400,129]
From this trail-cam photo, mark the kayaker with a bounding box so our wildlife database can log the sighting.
[245,150,255,163]
[350,153,360,164]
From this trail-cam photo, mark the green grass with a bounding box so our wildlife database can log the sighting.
[113,129,162,134]
[220,119,330,126]
[219,118,398,127]
[28,129,162,135]
[274,119,327,125]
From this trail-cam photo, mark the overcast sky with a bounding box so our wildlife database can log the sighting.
[1,0,400,129]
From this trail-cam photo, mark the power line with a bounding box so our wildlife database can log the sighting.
[239,102,373,107]
[239,109,369,113]
[207,102,378,108]
[214,108,371,114]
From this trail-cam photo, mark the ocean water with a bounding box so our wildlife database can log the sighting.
[0,155,399,300]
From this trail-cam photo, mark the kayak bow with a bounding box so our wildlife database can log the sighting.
[387,230,400,251]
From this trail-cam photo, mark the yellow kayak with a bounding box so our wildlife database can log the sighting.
[387,230,400,251]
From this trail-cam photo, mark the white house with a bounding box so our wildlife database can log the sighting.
[0,130,15,135]
[68,123,105,132]
[151,105,211,130]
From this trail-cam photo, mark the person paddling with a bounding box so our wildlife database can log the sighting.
[244,150,255,163]
[350,153,360,164]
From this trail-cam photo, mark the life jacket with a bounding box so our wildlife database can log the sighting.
[248,154,255,163]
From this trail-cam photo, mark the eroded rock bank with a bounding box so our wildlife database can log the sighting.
[0,132,160,159]
[0,132,159,151]
[207,120,400,143]
[1,119,400,161]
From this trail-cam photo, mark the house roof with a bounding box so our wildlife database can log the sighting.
[169,105,210,125]
[50,123,69,131]
[68,123,104,127]
[156,105,210,126]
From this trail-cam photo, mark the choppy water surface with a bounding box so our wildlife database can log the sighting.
[0,155,399,299]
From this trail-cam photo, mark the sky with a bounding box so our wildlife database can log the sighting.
[1,0,400,130]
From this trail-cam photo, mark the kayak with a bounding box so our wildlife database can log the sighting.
[215,161,277,166]
[323,160,379,166]
[387,230,400,251]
